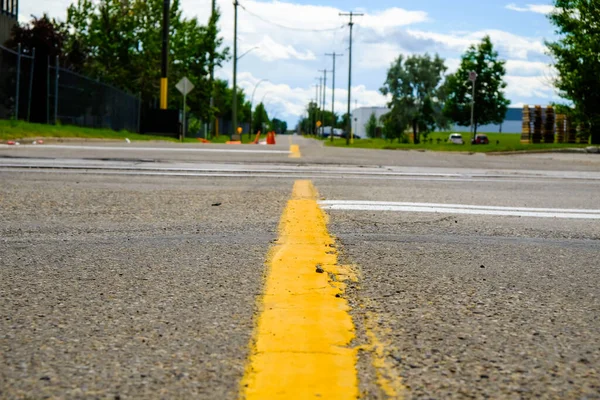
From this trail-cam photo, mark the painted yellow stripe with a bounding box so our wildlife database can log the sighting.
[160,78,168,110]
[241,180,357,399]
[289,144,301,158]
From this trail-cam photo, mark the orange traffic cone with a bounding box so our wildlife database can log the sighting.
[252,131,261,144]
[267,131,276,145]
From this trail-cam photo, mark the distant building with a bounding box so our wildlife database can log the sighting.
[352,106,389,138]
[1,0,18,44]
[451,107,523,134]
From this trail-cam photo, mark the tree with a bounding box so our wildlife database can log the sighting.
[4,15,85,122]
[380,53,447,144]
[271,118,287,134]
[547,0,600,144]
[6,15,85,70]
[297,101,320,134]
[337,113,350,131]
[365,112,378,138]
[379,111,407,142]
[252,102,269,133]
[64,0,228,118]
[443,36,510,137]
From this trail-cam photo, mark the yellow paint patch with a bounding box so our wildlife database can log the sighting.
[289,144,301,158]
[363,310,407,399]
[241,180,358,399]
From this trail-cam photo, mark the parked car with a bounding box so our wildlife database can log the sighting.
[340,132,362,139]
[471,134,489,145]
[448,133,464,144]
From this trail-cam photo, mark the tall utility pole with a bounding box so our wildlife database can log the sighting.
[326,52,343,142]
[160,0,171,110]
[208,0,216,137]
[313,84,319,135]
[318,69,329,137]
[340,11,363,145]
[316,77,322,135]
[232,0,239,139]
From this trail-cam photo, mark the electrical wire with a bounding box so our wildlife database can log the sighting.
[238,3,346,33]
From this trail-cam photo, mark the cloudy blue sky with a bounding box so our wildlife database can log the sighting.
[23,0,559,125]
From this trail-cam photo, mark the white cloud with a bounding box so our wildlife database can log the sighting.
[19,0,72,22]
[406,29,546,60]
[246,36,316,62]
[506,3,556,14]
[505,75,558,99]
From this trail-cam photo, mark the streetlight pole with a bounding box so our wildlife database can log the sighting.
[468,71,477,143]
[250,79,269,137]
[326,52,343,142]
[238,46,259,61]
[232,0,239,139]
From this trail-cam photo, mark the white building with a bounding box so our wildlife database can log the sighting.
[352,107,390,138]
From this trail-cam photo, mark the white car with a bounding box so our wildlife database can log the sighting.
[448,133,464,144]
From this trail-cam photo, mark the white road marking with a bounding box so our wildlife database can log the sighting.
[0,144,291,154]
[319,200,600,219]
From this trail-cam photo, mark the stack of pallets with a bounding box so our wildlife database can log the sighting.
[556,114,566,143]
[532,106,543,144]
[521,105,531,143]
[543,106,555,144]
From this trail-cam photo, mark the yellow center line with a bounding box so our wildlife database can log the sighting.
[289,144,301,158]
[241,180,358,399]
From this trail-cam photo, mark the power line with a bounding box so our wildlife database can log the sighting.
[239,3,345,32]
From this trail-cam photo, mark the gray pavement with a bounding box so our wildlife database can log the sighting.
[0,173,289,399]
[1,136,599,399]
[2,135,600,171]
[320,178,600,399]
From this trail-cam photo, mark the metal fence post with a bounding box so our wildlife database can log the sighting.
[46,56,50,124]
[15,43,21,120]
[137,93,142,133]
[54,55,59,125]
[27,48,36,122]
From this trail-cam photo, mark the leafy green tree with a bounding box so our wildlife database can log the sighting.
[380,53,447,144]
[64,0,228,120]
[443,36,510,137]
[271,118,287,134]
[379,111,408,142]
[365,112,378,138]
[547,0,600,144]
[252,102,270,133]
[337,113,350,131]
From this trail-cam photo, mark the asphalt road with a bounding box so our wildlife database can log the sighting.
[1,136,599,399]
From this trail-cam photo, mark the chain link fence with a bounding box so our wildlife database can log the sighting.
[0,44,34,121]
[1,44,141,132]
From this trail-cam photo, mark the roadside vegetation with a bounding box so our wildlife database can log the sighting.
[0,120,270,144]
[321,132,590,153]
[0,120,178,142]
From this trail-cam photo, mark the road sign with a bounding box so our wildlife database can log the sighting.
[316,121,322,128]
[469,71,478,82]
[176,77,195,96]
[176,77,195,141]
